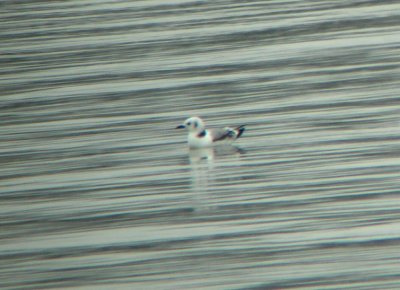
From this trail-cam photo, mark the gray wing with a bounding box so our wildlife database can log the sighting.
[209,127,232,142]
[210,125,246,142]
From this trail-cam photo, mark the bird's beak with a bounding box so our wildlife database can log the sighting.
[176,124,185,129]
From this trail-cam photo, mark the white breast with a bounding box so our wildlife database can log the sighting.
[188,131,213,148]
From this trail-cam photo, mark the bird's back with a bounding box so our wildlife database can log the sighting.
[210,125,245,142]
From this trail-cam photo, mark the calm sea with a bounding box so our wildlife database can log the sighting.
[1,1,400,289]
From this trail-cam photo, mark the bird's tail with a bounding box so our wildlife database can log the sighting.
[235,125,246,139]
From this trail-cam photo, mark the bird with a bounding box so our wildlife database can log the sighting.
[176,116,245,149]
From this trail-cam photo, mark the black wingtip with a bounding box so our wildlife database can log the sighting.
[236,125,246,138]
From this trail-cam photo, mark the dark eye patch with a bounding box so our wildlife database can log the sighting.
[187,122,191,126]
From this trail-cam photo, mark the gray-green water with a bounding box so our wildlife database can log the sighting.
[1,1,400,289]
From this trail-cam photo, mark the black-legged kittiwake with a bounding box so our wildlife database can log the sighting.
[176,116,245,148]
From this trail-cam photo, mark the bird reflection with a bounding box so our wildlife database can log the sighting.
[188,146,245,212]
[188,147,216,163]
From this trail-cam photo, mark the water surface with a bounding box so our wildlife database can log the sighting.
[1,0,400,289]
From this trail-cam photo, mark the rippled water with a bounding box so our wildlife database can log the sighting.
[2,1,400,289]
